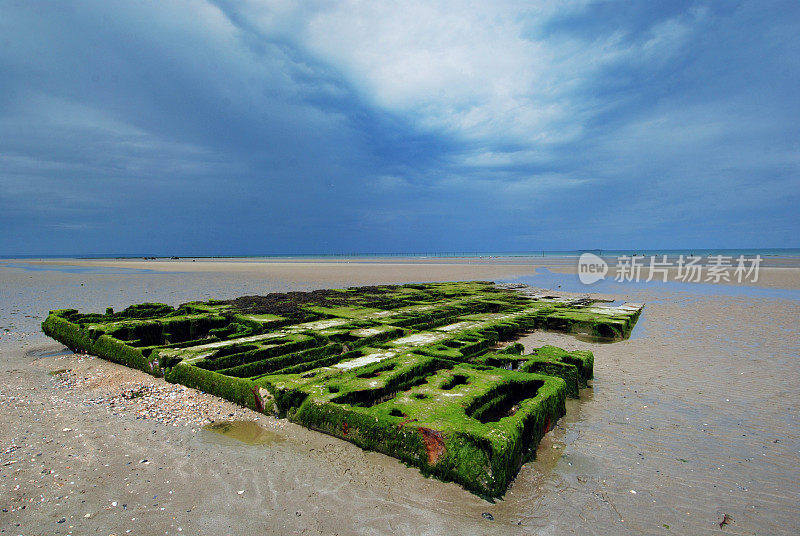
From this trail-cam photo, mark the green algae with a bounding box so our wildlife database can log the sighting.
[41,281,643,498]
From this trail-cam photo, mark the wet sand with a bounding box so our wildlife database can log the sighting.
[1,259,799,535]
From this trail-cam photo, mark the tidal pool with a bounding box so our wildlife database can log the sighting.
[202,420,284,446]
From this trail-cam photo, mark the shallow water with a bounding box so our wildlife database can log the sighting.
[571,333,618,344]
[504,267,800,301]
[201,420,284,446]
[30,348,74,359]
[2,261,158,275]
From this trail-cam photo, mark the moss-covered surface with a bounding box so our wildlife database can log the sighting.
[41,281,643,497]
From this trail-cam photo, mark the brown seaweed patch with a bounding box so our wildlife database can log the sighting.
[418,427,446,465]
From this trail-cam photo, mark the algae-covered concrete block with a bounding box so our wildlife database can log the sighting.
[41,281,642,497]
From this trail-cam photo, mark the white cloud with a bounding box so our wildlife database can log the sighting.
[291,1,588,144]
[217,0,704,171]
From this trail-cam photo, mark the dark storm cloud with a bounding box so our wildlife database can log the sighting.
[0,1,797,254]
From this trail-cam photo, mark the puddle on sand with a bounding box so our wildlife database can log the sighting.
[572,333,618,344]
[532,432,566,473]
[530,393,590,473]
[201,420,284,446]
[28,347,74,359]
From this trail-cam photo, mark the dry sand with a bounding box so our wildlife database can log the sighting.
[1,258,799,535]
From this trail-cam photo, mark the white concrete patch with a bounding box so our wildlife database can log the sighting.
[184,332,286,353]
[584,307,626,316]
[333,351,396,370]
[585,302,644,316]
[390,332,448,346]
[288,318,350,331]
[435,321,478,332]
[350,327,386,337]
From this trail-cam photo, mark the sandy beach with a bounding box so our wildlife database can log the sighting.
[1,258,799,535]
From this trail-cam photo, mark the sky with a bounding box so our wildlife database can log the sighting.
[1,0,798,255]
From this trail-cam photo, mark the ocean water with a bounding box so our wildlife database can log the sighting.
[2,262,155,275]
[2,248,799,260]
[502,267,800,301]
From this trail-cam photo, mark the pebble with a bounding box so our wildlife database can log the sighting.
[49,368,253,427]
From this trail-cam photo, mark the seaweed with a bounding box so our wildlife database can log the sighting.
[41,281,643,497]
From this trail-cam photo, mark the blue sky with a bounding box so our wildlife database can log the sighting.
[1,1,798,255]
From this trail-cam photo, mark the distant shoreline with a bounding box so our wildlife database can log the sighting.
[3,255,799,290]
[2,247,800,261]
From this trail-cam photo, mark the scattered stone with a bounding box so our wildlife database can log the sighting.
[50,372,253,427]
[719,513,733,528]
